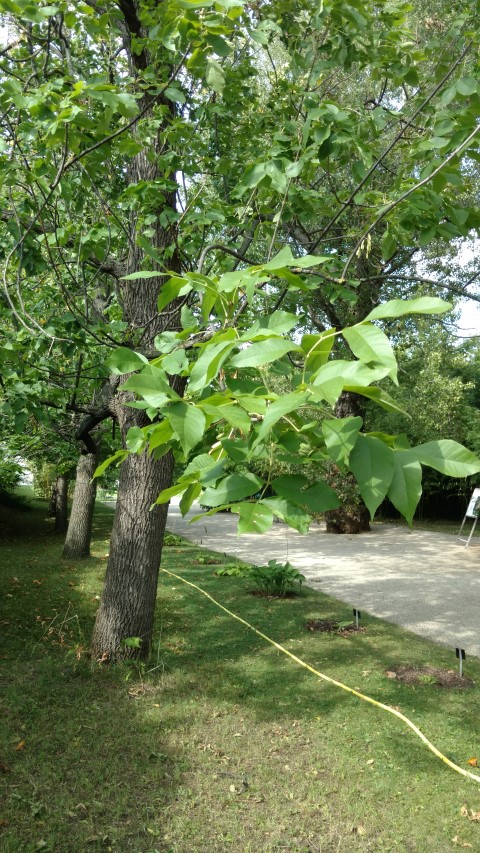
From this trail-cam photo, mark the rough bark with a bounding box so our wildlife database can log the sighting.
[62,452,97,558]
[91,411,174,662]
[89,0,183,661]
[324,391,370,534]
[53,474,69,534]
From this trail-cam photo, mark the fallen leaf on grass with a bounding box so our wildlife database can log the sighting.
[0,819,9,827]
[468,758,478,767]
[0,762,10,773]
[453,837,472,847]
[352,825,367,836]
[32,580,42,586]
[460,805,480,821]
[15,741,25,751]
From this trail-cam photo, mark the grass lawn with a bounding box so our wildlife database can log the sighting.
[2,497,480,852]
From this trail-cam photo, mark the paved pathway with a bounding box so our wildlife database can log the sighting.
[167,501,480,658]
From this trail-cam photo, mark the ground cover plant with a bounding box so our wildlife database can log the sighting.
[3,500,480,851]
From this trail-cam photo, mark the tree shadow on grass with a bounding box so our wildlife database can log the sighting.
[153,556,480,784]
[0,504,183,853]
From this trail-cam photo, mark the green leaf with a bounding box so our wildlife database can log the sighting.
[108,347,148,375]
[126,426,145,452]
[261,497,311,533]
[343,323,397,383]
[121,636,142,649]
[322,416,363,467]
[120,365,179,407]
[188,335,236,392]
[300,482,340,513]
[364,297,452,322]
[229,338,300,368]
[240,311,298,340]
[348,434,395,518]
[344,385,407,414]
[457,77,477,96]
[155,481,192,505]
[120,270,160,280]
[253,391,310,447]
[301,331,335,372]
[272,474,308,503]
[200,472,263,507]
[183,453,217,478]
[179,482,202,516]
[206,58,226,94]
[148,419,173,451]
[236,502,274,534]
[157,277,192,312]
[167,402,206,456]
[410,440,480,477]
[387,452,422,526]
[93,450,129,479]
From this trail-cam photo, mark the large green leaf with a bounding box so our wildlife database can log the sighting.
[343,323,397,382]
[410,440,480,477]
[272,474,308,504]
[200,472,263,507]
[229,338,300,368]
[300,481,340,513]
[240,311,298,340]
[120,365,179,407]
[189,335,236,392]
[179,482,202,516]
[261,497,311,534]
[253,391,310,446]
[301,331,335,372]
[108,347,148,375]
[349,434,395,518]
[387,452,422,526]
[167,402,206,456]
[344,384,407,414]
[322,416,363,467]
[235,502,274,534]
[365,297,452,322]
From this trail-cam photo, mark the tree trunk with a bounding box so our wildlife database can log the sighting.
[47,483,57,517]
[90,442,174,663]
[53,474,69,534]
[324,391,370,534]
[62,453,97,558]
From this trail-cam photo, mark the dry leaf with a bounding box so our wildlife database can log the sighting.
[15,740,25,751]
[468,758,478,767]
[32,580,42,586]
[366,759,374,766]
[0,761,10,773]
[229,784,236,793]
[385,671,397,679]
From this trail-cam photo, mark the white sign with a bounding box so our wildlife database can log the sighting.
[466,488,480,518]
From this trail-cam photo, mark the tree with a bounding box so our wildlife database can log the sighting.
[0,0,479,660]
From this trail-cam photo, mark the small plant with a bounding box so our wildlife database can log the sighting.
[215,563,250,577]
[163,533,184,546]
[249,560,305,597]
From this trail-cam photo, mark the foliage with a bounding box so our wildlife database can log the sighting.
[249,560,306,597]
[0,455,22,495]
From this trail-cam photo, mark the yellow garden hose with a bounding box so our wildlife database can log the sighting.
[161,567,480,785]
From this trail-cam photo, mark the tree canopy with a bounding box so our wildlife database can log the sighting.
[1,0,480,657]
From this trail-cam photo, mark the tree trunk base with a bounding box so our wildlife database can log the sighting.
[324,505,370,534]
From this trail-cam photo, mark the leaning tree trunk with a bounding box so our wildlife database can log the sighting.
[53,474,69,534]
[324,391,370,534]
[62,452,97,558]
[91,410,174,662]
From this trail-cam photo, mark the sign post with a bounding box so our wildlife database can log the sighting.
[457,489,480,547]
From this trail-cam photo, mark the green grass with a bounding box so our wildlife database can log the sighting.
[2,500,480,852]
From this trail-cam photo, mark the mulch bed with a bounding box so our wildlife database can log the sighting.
[305,618,367,636]
[385,665,474,688]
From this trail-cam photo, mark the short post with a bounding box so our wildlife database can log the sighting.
[456,647,466,678]
[353,608,361,628]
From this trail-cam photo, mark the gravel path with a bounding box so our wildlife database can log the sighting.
[167,501,480,659]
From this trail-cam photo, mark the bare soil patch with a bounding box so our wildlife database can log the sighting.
[385,665,474,688]
[305,618,367,636]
